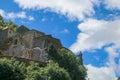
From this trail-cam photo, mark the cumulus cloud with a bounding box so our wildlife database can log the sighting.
[86,46,120,80]
[106,46,120,76]
[86,64,117,80]
[104,0,120,10]
[0,9,34,21]
[69,18,120,80]
[14,0,100,21]
[70,19,120,53]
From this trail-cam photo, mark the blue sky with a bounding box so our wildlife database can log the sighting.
[0,0,120,80]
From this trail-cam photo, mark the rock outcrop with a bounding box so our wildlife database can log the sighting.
[0,26,62,63]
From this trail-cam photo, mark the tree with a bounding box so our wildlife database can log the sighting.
[48,47,87,80]
[0,15,18,31]
[0,15,5,29]
[47,45,59,61]
[25,61,45,80]
[78,65,87,80]
[57,49,87,80]
[40,61,71,80]
[77,52,83,65]
[5,21,18,32]
[25,61,71,80]
[0,58,26,80]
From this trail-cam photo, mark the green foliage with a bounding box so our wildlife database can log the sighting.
[0,49,87,80]
[0,58,71,80]
[40,61,71,80]
[25,62,44,80]
[48,46,87,80]
[0,15,5,29]
[25,61,71,80]
[0,58,26,80]
[78,65,87,80]
[5,21,18,32]
[48,45,59,60]
[0,15,18,31]
[58,49,87,80]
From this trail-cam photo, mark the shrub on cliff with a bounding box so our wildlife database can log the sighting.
[48,45,87,80]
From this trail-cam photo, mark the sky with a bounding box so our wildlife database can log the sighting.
[0,0,120,80]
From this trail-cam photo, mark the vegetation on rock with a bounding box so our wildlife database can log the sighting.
[48,45,87,80]
[0,15,87,80]
[0,46,87,80]
[0,15,18,31]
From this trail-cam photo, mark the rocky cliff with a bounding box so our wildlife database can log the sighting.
[0,26,62,63]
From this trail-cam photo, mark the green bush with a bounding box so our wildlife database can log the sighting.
[48,46,87,80]
[40,61,71,80]
[0,58,26,80]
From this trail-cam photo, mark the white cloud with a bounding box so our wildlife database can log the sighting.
[61,29,69,34]
[85,45,120,80]
[70,19,120,53]
[105,46,120,76]
[104,0,120,10]
[0,9,34,21]
[7,11,26,19]
[70,18,120,80]
[0,9,5,17]
[28,16,34,21]
[86,64,117,80]
[14,0,100,21]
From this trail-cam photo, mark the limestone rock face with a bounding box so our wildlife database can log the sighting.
[0,27,62,63]
[33,47,48,62]
[0,28,13,44]
[7,44,25,57]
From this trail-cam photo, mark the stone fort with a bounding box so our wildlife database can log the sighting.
[0,26,62,63]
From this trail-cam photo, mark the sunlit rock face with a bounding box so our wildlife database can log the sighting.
[0,26,62,63]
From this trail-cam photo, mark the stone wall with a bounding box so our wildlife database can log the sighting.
[0,26,62,63]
